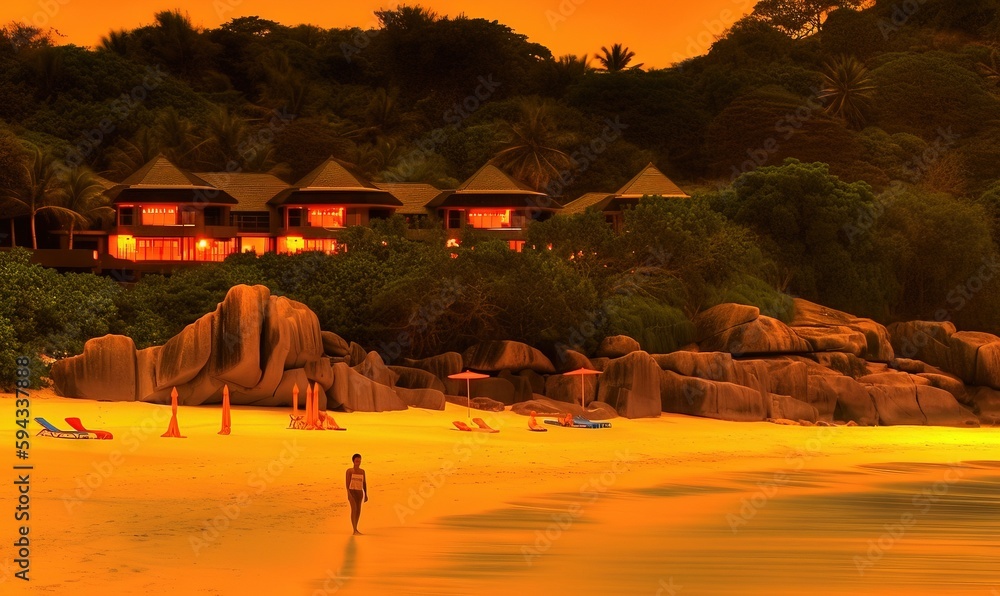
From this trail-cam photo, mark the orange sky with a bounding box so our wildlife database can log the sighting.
[3,0,755,67]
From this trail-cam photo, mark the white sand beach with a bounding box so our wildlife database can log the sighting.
[2,389,1000,595]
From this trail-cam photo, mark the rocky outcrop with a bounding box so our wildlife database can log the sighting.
[597,351,661,418]
[328,362,406,412]
[52,335,138,402]
[462,340,555,374]
[156,315,213,390]
[402,352,463,384]
[395,387,446,410]
[653,351,739,384]
[696,304,810,355]
[544,372,598,406]
[352,351,398,388]
[511,397,617,420]
[207,284,270,389]
[389,366,447,392]
[552,349,596,372]
[596,335,641,358]
[661,371,768,422]
[791,299,894,361]
[769,394,819,423]
[321,331,350,357]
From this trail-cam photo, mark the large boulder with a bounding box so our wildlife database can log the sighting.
[552,349,596,373]
[510,397,618,420]
[51,335,138,402]
[862,372,927,426]
[544,373,599,406]
[207,284,270,389]
[915,386,979,427]
[144,364,224,406]
[446,394,505,412]
[248,368,327,409]
[769,394,819,423]
[352,351,399,388]
[652,351,739,384]
[807,352,870,378]
[328,362,406,412]
[462,340,555,374]
[832,377,878,426]
[348,342,367,367]
[968,386,1000,425]
[661,371,768,422]
[973,339,1000,390]
[467,377,517,406]
[321,331,350,357]
[697,308,810,356]
[389,366,447,392]
[498,370,534,404]
[888,320,955,368]
[305,358,335,391]
[791,299,894,361]
[596,335,641,359]
[270,297,323,369]
[596,351,662,418]
[402,352,463,383]
[948,331,999,385]
[695,304,760,343]
[155,314,213,390]
[395,387,446,410]
[917,373,969,406]
[135,346,160,402]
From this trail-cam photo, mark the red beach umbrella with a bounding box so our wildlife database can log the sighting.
[292,383,300,419]
[562,368,603,409]
[448,370,490,419]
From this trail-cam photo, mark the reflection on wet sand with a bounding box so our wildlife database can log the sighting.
[344,461,1000,595]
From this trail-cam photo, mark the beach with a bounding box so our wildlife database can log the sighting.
[2,389,999,595]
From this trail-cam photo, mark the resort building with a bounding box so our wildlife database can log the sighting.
[426,164,560,251]
[561,162,689,231]
[2,156,687,272]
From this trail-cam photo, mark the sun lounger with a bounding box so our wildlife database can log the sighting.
[453,421,473,431]
[543,418,611,429]
[288,415,306,430]
[472,418,499,433]
[64,417,113,439]
[573,416,612,429]
[528,419,548,432]
[35,417,93,439]
[320,413,347,431]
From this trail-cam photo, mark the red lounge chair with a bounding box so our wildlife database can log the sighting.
[528,414,548,432]
[320,412,347,431]
[472,418,499,433]
[65,417,113,440]
[453,421,473,431]
[34,418,92,439]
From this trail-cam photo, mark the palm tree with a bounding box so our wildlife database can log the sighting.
[490,98,577,192]
[1,145,70,249]
[153,108,205,166]
[205,107,249,169]
[54,168,114,249]
[597,43,642,72]
[99,29,133,57]
[259,50,313,116]
[818,55,876,129]
[105,128,162,180]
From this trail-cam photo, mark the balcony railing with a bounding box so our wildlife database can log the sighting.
[114,224,238,238]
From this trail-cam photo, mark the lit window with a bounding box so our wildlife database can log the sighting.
[140,206,178,226]
[308,207,345,228]
[467,209,512,229]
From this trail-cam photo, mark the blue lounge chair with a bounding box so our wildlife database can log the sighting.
[573,416,611,429]
[35,417,93,439]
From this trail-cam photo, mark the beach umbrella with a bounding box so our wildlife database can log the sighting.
[161,387,186,438]
[219,385,232,435]
[562,368,603,409]
[448,370,490,419]
[292,383,300,419]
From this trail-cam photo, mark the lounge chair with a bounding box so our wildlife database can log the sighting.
[64,417,113,440]
[453,421,473,431]
[35,417,92,439]
[472,418,499,433]
[573,416,612,429]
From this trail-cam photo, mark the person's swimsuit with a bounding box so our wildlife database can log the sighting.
[349,471,365,501]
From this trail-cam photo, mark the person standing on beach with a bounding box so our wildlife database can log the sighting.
[346,453,368,535]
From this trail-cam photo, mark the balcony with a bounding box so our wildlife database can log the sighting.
[280,225,349,239]
[114,224,238,239]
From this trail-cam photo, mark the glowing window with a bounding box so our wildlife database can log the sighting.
[140,206,178,226]
[308,207,345,228]
[467,209,511,229]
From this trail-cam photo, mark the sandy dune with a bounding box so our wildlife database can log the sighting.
[2,388,999,595]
